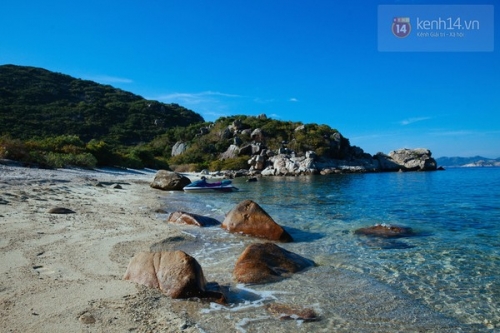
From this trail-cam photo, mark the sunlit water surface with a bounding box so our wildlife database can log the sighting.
[158,168,500,332]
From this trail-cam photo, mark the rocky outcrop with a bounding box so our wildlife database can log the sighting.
[260,155,317,176]
[124,251,225,303]
[221,200,293,242]
[233,243,315,284]
[167,211,220,227]
[354,224,414,238]
[376,148,437,171]
[171,141,188,157]
[150,170,191,191]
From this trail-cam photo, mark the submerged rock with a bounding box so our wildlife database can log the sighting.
[354,224,414,238]
[266,303,319,321]
[233,243,315,284]
[167,211,220,227]
[221,200,293,242]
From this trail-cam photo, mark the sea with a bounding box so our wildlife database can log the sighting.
[158,167,500,333]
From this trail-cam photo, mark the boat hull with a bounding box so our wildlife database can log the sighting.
[183,185,238,192]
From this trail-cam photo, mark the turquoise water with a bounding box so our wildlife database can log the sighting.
[160,168,500,332]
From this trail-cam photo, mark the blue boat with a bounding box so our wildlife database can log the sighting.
[183,177,238,192]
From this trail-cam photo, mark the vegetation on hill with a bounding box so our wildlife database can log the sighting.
[0,65,355,171]
[0,64,203,144]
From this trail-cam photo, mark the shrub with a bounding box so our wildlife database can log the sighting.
[210,155,250,171]
[0,135,29,161]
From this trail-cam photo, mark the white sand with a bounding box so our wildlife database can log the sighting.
[0,164,200,332]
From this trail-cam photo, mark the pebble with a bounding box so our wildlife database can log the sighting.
[79,313,96,324]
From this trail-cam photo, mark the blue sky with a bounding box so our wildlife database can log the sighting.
[1,0,499,158]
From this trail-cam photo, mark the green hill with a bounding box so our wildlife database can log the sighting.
[0,64,203,145]
[0,65,365,172]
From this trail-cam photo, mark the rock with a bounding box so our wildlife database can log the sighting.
[78,313,96,324]
[229,120,243,131]
[388,148,437,171]
[47,207,75,214]
[239,144,253,156]
[220,127,232,139]
[248,155,266,170]
[354,224,414,238]
[221,200,293,242]
[233,243,314,284]
[171,141,188,157]
[233,136,243,146]
[246,177,258,182]
[112,184,122,189]
[305,150,317,160]
[251,128,264,143]
[266,303,319,321]
[150,170,191,191]
[220,144,240,160]
[124,251,225,302]
[167,211,220,227]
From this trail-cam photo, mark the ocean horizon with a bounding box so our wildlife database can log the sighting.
[158,167,500,332]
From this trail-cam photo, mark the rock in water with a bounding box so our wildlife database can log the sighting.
[266,303,319,321]
[124,251,207,299]
[354,224,414,238]
[222,200,293,242]
[233,243,315,284]
[150,170,191,191]
[167,211,220,227]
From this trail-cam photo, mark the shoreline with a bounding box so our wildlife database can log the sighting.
[0,164,202,332]
[1,165,475,332]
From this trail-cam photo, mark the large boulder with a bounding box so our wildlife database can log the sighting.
[167,211,220,227]
[171,141,188,157]
[221,200,293,242]
[150,170,191,191]
[233,243,315,284]
[124,251,207,299]
[220,144,240,160]
[387,148,437,171]
[251,128,264,143]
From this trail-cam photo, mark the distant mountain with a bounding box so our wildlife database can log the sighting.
[0,64,204,145]
[436,156,500,167]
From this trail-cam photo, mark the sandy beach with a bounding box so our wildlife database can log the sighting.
[0,163,203,333]
[1,163,478,333]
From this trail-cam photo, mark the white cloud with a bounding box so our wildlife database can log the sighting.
[400,116,431,125]
[151,91,242,121]
[154,91,241,105]
[289,97,298,102]
[84,75,133,84]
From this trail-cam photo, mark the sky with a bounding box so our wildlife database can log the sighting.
[1,0,499,158]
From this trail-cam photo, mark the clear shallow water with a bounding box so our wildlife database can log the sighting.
[160,168,500,332]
